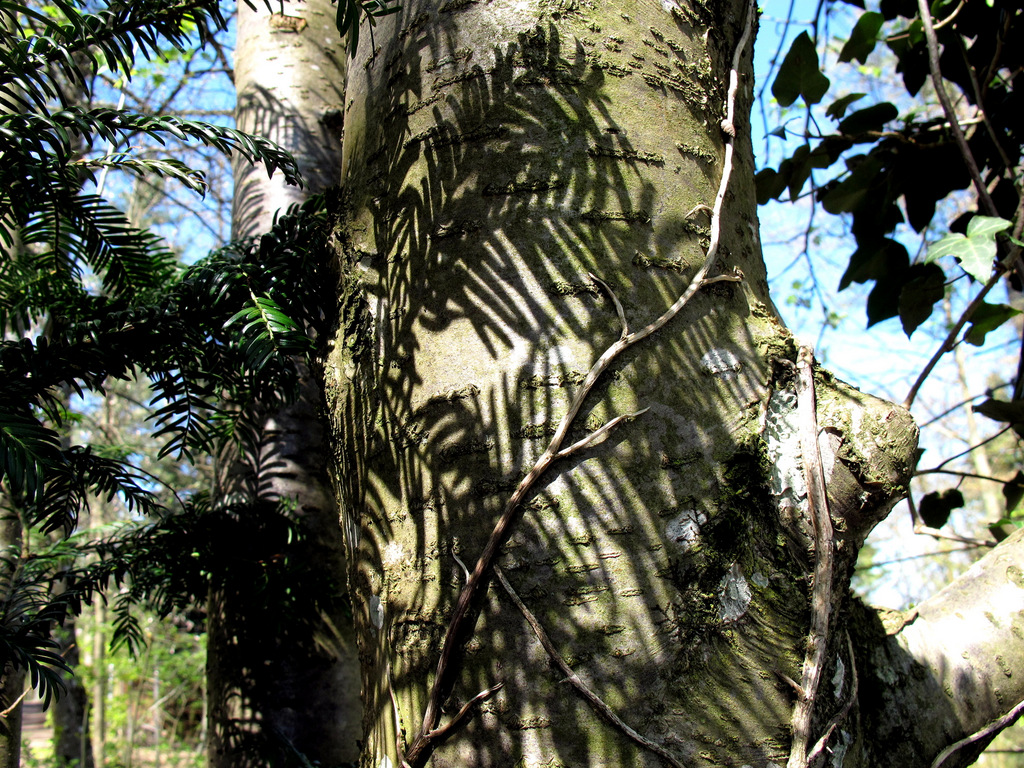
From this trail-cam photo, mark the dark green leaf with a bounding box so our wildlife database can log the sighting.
[772,32,831,107]
[974,398,1024,426]
[866,274,903,326]
[965,302,1021,347]
[825,92,866,120]
[1002,471,1024,514]
[773,143,837,201]
[838,102,899,135]
[839,11,884,64]
[822,156,884,214]
[918,488,964,529]
[898,263,945,337]
[755,168,786,204]
[840,238,909,291]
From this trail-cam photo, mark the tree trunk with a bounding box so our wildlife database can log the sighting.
[0,510,24,768]
[0,666,24,768]
[322,2,1024,767]
[205,1,360,766]
[231,0,347,239]
[52,615,94,768]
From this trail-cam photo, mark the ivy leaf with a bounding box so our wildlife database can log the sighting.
[926,216,1011,282]
[974,398,1024,436]
[1002,471,1024,514]
[839,11,885,64]
[772,32,831,107]
[826,93,866,120]
[918,488,964,529]
[840,237,908,291]
[966,214,1012,240]
[838,102,899,135]
[755,168,786,204]
[783,143,837,200]
[898,263,945,337]
[965,302,1020,347]
[925,232,968,262]
[822,156,884,214]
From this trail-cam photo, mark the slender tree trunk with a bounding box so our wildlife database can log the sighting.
[50,384,94,768]
[52,615,95,768]
[322,2,1024,767]
[205,1,360,766]
[0,668,24,768]
[91,598,105,768]
[0,510,25,768]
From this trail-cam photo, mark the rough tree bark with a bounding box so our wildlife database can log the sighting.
[322,2,1024,767]
[205,1,360,765]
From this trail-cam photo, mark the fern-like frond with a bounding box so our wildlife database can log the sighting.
[0,108,302,189]
[24,445,160,535]
[75,153,208,196]
[0,405,63,504]
[0,0,229,113]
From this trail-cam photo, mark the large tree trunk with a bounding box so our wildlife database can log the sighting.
[205,1,360,766]
[323,2,1024,767]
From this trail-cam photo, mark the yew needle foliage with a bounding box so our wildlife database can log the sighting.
[0,0,340,702]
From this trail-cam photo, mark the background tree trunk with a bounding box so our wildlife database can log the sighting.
[321,2,1021,766]
[205,1,360,766]
[0,510,24,768]
[52,613,94,768]
[0,667,24,768]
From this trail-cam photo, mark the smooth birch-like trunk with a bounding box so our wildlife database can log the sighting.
[323,2,1024,767]
[205,1,360,765]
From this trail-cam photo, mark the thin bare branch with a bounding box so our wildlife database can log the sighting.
[916,467,1009,485]
[788,346,835,768]
[554,408,650,460]
[931,697,1024,768]
[913,523,994,548]
[0,687,31,719]
[916,0,996,217]
[588,272,628,338]
[807,632,858,766]
[424,682,504,745]
[926,426,1013,472]
[904,269,1003,409]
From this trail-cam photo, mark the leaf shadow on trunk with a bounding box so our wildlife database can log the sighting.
[329,5,917,766]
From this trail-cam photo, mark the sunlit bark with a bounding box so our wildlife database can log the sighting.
[320,2,1023,767]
